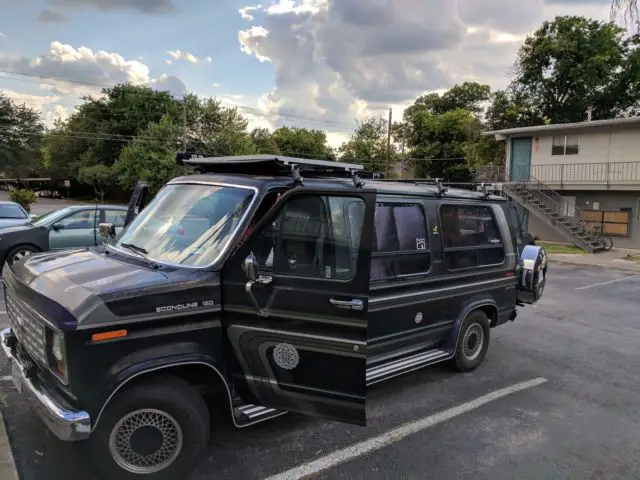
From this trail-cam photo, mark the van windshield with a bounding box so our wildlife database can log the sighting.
[115,183,255,267]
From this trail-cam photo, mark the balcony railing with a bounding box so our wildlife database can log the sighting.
[474,162,640,187]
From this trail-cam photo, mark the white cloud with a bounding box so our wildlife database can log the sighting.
[0,40,151,97]
[0,33,5,39]
[238,26,271,62]
[205,57,212,63]
[236,0,613,127]
[212,82,220,87]
[0,89,61,110]
[167,49,199,64]
[44,104,71,127]
[239,4,262,21]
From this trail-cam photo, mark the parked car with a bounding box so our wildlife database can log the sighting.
[0,155,547,479]
[0,201,35,228]
[0,203,127,269]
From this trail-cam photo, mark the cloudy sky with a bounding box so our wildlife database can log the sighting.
[0,0,614,145]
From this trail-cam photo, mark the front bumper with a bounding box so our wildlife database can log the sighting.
[0,328,91,441]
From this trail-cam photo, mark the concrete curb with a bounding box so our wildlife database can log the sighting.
[548,257,640,273]
[0,409,19,480]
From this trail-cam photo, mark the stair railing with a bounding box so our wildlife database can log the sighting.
[504,174,603,246]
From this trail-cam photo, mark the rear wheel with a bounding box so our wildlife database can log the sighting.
[451,310,490,372]
[86,376,210,480]
[601,236,613,252]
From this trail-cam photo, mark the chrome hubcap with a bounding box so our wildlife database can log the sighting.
[12,250,32,263]
[462,323,484,361]
[109,408,183,474]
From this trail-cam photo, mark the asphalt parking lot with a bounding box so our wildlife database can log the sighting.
[1,263,639,479]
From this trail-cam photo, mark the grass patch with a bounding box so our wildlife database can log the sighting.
[624,254,640,262]
[538,241,585,254]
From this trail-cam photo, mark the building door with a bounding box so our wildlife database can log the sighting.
[510,137,533,181]
[561,196,576,217]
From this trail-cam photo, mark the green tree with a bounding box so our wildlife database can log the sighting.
[407,109,481,181]
[271,126,335,160]
[114,116,187,193]
[484,90,546,131]
[0,93,44,177]
[404,82,491,121]
[339,117,390,171]
[511,16,640,122]
[250,128,281,154]
[77,164,113,201]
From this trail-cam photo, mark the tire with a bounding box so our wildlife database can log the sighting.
[601,236,613,252]
[5,245,39,266]
[451,310,491,372]
[85,375,210,480]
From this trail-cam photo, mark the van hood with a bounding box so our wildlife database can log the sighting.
[5,248,175,331]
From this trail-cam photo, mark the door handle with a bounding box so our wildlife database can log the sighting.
[329,298,363,311]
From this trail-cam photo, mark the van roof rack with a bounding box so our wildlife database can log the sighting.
[176,153,368,187]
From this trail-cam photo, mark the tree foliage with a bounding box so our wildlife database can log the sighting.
[512,16,640,122]
[339,117,391,171]
[0,93,44,177]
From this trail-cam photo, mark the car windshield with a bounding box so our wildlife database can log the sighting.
[115,183,255,267]
[0,204,27,219]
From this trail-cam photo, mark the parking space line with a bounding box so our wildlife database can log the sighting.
[575,274,640,291]
[265,377,548,480]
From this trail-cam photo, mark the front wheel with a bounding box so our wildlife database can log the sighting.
[85,376,210,480]
[451,310,491,372]
[601,236,613,252]
[6,244,39,266]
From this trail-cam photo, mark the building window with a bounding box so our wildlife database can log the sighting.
[440,205,505,270]
[370,202,430,282]
[552,135,579,155]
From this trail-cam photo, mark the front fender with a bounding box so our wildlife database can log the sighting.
[91,342,230,431]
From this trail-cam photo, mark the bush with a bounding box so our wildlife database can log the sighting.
[9,189,37,212]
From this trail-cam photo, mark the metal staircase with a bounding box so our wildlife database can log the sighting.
[502,176,606,253]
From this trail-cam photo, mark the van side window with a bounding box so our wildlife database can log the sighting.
[254,195,365,281]
[370,202,430,282]
[440,204,505,270]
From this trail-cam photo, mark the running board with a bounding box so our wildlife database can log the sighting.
[366,348,450,386]
[233,403,287,427]
[232,348,450,426]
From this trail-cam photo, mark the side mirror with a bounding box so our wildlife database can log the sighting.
[242,253,259,282]
[52,222,64,231]
[99,222,116,238]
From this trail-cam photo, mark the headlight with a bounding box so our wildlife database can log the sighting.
[49,330,68,384]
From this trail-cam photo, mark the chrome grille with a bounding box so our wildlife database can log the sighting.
[4,284,47,366]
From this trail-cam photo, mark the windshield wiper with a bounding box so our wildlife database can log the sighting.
[120,243,149,255]
[119,243,159,268]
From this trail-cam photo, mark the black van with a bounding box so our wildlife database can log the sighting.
[1,155,547,479]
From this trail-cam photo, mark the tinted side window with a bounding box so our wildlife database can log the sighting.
[254,195,365,281]
[440,204,504,270]
[370,202,430,282]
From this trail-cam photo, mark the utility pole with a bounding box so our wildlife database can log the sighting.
[400,136,405,179]
[386,107,392,178]
[182,96,187,151]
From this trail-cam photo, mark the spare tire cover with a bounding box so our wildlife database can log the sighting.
[518,245,548,304]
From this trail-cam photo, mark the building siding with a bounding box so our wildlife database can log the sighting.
[530,125,640,167]
[527,190,640,249]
